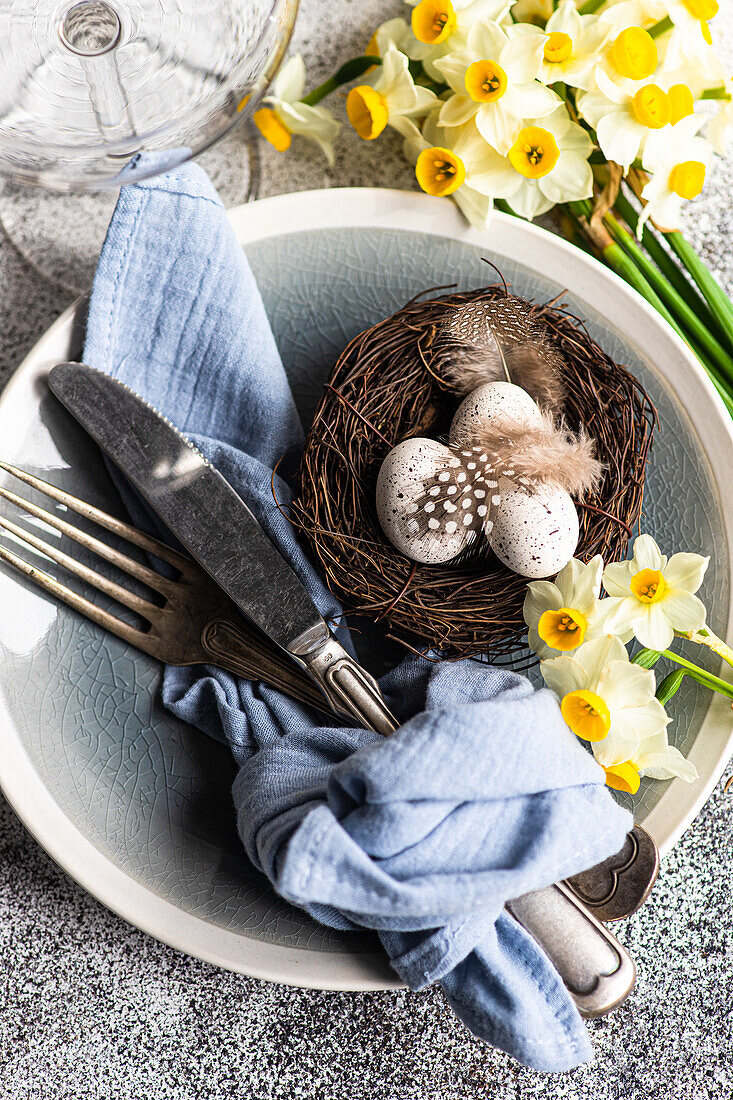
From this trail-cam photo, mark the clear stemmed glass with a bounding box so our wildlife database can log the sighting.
[0,0,298,288]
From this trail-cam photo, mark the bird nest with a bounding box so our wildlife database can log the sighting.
[292,283,656,661]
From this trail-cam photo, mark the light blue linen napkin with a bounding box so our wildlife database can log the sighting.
[83,162,633,1073]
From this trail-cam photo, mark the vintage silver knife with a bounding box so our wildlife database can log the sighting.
[48,361,642,1017]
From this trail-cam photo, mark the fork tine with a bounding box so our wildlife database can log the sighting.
[0,460,189,569]
[0,541,151,649]
[0,479,178,598]
[0,513,160,620]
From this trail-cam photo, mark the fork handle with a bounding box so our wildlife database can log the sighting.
[200,617,331,715]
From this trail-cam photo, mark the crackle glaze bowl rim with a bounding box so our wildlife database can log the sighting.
[1,187,732,990]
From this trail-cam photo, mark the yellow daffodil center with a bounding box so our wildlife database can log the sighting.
[669,160,706,199]
[464,59,508,103]
[630,567,669,604]
[508,126,560,179]
[681,0,718,17]
[346,86,389,140]
[668,83,695,124]
[603,761,641,795]
[537,607,588,651]
[411,0,456,45]
[561,690,612,743]
[631,84,671,129]
[415,146,466,197]
[610,27,658,81]
[253,107,291,152]
[544,31,573,64]
[701,20,713,44]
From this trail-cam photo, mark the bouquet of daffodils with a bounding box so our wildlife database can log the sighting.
[254,0,733,417]
[523,533,733,792]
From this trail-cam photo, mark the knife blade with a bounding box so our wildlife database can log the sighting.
[48,362,397,734]
[48,360,640,1017]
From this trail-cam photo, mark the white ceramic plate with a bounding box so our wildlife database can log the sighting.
[1,188,732,989]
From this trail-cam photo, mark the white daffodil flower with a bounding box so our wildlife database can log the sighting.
[366,17,433,63]
[602,534,709,651]
[434,21,560,153]
[406,113,496,228]
[577,68,673,171]
[658,19,727,88]
[524,555,612,660]
[253,56,341,166]
[404,0,514,80]
[594,1,668,91]
[541,635,670,763]
[706,83,733,154]
[519,1,612,94]
[660,0,721,36]
[600,727,698,794]
[510,0,554,26]
[346,46,438,142]
[636,113,713,233]
[451,104,592,219]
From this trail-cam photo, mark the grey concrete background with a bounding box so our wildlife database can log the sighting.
[1,2,732,1097]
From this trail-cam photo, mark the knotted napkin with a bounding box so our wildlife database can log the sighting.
[83,161,632,1072]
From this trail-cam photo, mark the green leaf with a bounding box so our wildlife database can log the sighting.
[656,670,686,704]
[334,56,381,84]
[632,648,663,669]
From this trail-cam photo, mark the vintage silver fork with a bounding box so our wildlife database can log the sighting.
[0,460,329,715]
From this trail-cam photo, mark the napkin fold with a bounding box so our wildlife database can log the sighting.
[83,162,632,1073]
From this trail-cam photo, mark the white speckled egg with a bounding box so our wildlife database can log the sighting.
[449,381,543,442]
[489,483,579,579]
[376,437,471,564]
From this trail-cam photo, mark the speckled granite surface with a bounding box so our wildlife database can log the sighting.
[1,3,733,1097]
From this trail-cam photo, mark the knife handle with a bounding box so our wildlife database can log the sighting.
[289,629,398,736]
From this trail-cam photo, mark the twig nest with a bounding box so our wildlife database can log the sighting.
[293,285,656,661]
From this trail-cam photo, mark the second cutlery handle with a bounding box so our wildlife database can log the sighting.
[201,618,330,714]
[507,882,636,1018]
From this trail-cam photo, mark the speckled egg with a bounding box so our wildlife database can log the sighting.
[376,437,472,564]
[489,482,579,579]
[449,381,543,442]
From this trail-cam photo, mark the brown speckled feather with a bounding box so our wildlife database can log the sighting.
[433,296,567,414]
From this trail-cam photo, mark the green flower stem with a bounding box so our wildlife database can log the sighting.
[701,87,732,101]
[604,212,733,387]
[660,649,733,700]
[613,191,722,334]
[648,16,673,39]
[578,0,604,13]
[677,625,733,669]
[665,231,733,355]
[568,199,684,332]
[300,56,381,106]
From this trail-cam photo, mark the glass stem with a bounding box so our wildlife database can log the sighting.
[82,52,138,146]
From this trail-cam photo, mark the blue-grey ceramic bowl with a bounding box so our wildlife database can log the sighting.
[1,189,732,987]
